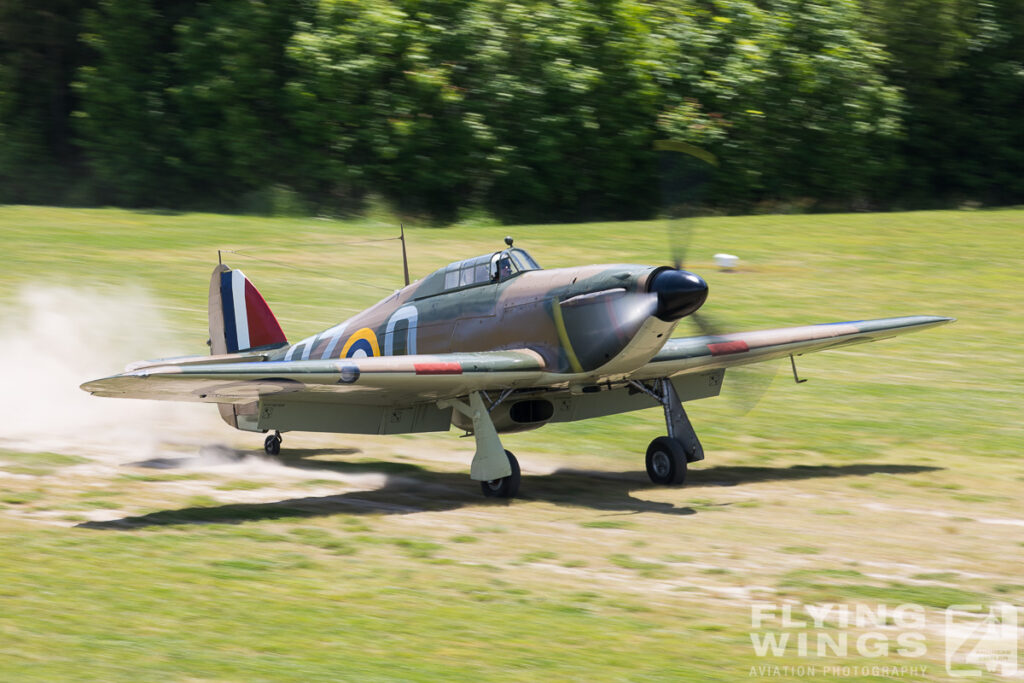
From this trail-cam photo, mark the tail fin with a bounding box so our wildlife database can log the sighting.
[208,264,287,355]
[209,264,287,431]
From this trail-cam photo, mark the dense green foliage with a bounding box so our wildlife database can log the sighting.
[0,0,93,203]
[0,0,1021,219]
[861,0,1024,205]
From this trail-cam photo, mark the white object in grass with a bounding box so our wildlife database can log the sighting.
[714,253,739,270]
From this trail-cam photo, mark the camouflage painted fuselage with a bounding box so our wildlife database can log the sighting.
[278,261,666,375]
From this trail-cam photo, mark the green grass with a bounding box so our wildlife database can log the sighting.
[580,520,636,529]
[1,205,1022,681]
[911,571,959,581]
[608,553,668,578]
[519,550,559,563]
[0,490,44,505]
[215,480,270,491]
[780,546,823,555]
[0,450,88,476]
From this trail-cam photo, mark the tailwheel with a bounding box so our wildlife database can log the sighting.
[481,450,521,499]
[645,436,687,486]
[264,431,282,456]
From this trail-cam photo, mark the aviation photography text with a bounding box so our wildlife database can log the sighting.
[748,601,1020,678]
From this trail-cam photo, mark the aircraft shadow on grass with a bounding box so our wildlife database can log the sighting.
[78,448,941,530]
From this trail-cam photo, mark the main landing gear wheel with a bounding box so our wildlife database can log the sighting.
[264,431,282,456]
[481,450,521,499]
[646,436,687,486]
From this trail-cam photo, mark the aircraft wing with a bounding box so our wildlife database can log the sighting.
[82,316,952,407]
[634,315,954,379]
[81,350,547,407]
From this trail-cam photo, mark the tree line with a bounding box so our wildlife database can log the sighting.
[1,0,1021,222]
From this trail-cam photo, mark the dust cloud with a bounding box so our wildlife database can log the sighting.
[0,286,374,485]
[0,285,219,460]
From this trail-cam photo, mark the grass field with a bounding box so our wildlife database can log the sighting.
[0,205,1021,681]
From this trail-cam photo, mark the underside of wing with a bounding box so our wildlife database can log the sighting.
[81,349,547,407]
[635,315,953,379]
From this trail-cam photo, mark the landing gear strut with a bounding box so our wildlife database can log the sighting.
[438,392,521,499]
[632,378,704,486]
[264,430,282,456]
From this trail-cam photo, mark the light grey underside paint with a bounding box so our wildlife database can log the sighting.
[256,398,453,435]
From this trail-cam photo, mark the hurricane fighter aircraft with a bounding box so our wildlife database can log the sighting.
[82,238,952,498]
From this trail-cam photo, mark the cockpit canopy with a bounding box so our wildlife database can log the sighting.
[413,248,542,299]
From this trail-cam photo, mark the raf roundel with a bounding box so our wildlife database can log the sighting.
[340,328,380,359]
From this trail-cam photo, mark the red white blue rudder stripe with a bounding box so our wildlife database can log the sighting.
[218,268,287,353]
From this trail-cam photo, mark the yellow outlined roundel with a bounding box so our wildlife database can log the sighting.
[340,328,380,358]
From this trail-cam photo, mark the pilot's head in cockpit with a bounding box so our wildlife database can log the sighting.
[490,252,512,282]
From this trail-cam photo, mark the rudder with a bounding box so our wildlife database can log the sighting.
[209,264,287,355]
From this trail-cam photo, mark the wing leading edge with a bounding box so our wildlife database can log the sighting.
[81,349,547,407]
[636,315,954,379]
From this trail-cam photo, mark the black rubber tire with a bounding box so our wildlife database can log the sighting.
[480,450,521,498]
[645,436,687,486]
[264,433,282,456]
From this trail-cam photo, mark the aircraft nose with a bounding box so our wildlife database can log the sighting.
[648,268,709,321]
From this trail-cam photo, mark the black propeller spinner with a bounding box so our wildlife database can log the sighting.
[648,267,708,322]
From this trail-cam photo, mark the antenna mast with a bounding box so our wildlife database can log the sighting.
[400,223,410,286]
